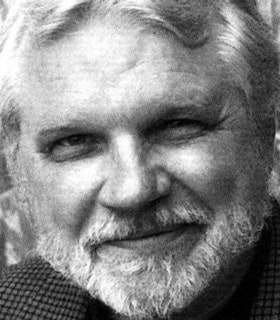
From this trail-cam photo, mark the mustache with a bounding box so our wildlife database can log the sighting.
[81,197,213,249]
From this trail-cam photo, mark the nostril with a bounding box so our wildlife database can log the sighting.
[156,169,172,196]
[98,166,171,211]
[101,172,155,209]
[98,133,171,210]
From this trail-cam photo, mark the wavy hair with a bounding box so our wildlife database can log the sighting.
[0,0,279,157]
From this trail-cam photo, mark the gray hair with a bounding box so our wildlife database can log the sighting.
[0,0,279,156]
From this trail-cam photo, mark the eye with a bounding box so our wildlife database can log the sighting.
[48,134,104,162]
[151,118,206,144]
[57,135,90,147]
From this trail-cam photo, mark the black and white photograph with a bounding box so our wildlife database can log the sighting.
[0,1,280,319]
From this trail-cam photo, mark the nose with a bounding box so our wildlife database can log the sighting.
[98,133,171,211]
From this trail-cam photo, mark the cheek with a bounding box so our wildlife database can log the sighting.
[163,142,241,210]
[25,157,105,235]
[52,162,105,233]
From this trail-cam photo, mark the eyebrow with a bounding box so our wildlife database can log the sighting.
[150,93,223,127]
[35,84,224,146]
[36,119,101,142]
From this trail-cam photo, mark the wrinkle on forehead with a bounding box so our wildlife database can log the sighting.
[29,21,220,86]
[18,18,223,128]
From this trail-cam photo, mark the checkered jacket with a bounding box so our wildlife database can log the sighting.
[0,203,279,320]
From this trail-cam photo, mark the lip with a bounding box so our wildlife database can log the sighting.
[99,224,204,253]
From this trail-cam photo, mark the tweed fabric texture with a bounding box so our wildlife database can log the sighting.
[0,258,96,320]
[0,202,279,319]
[249,202,280,319]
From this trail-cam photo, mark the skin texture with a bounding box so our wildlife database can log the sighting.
[13,20,271,319]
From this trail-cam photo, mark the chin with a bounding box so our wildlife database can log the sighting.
[37,198,269,320]
[84,245,217,319]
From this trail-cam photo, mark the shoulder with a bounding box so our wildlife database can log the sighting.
[249,199,280,319]
[0,256,68,291]
[0,257,90,319]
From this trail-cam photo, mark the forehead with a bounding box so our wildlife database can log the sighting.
[18,20,223,129]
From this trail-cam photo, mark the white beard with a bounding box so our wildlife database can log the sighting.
[36,197,270,320]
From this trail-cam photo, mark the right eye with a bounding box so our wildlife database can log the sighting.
[48,134,104,162]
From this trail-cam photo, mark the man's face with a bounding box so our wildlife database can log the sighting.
[15,21,270,319]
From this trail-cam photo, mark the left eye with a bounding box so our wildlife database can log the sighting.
[49,134,104,162]
[56,135,91,147]
[152,118,206,143]
[165,119,200,129]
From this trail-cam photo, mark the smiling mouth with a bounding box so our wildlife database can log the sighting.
[99,224,205,252]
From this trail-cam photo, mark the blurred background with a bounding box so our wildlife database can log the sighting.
[1,0,280,270]
[258,0,280,198]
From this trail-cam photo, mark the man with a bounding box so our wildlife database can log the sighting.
[0,0,279,319]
